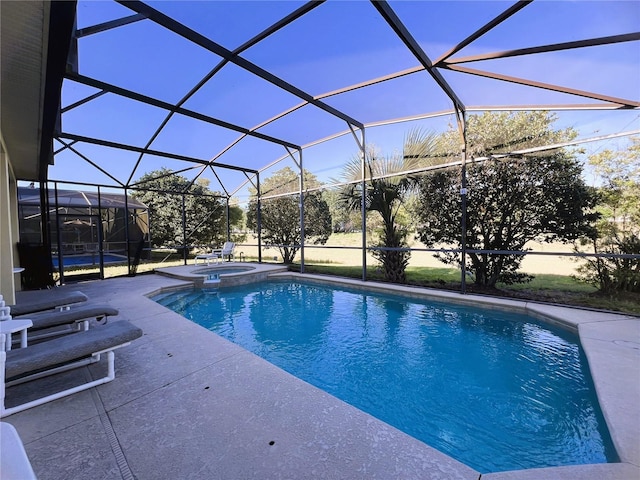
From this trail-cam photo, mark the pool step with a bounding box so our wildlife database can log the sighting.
[156,289,196,309]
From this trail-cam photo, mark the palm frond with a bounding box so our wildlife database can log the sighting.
[403,127,447,169]
[341,154,367,182]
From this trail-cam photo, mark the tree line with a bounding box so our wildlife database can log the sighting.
[133,112,639,294]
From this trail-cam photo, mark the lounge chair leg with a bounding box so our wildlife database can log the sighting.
[6,355,99,388]
[72,319,90,332]
[1,351,117,418]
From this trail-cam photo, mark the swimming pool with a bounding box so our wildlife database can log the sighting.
[53,253,127,267]
[154,280,616,473]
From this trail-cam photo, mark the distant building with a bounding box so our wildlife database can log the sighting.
[17,185,149,259]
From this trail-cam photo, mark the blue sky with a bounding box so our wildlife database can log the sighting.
[49,0,640,202]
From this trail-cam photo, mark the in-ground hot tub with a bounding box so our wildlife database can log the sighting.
[195,265,255,287]
[154,262,288,288]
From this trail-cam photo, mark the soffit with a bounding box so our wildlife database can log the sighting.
[0,1,49,181]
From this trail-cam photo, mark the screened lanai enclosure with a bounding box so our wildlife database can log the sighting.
[17,185,149,285]
[19,1,640,291]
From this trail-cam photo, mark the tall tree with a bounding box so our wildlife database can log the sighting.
[132,168,227,249]
[340,129,442,282]
[246,167,332,264]
[576,137,640,293]
[587,136,640,230]
[414,112,598,287]
[323,189,361,233]
[223,202,247,244]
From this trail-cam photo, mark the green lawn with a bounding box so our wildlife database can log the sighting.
[297,263,640,315]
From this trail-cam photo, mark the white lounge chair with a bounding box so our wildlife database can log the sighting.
[1,321,143,417]
[9,289,88,316]
[195,242,235,265]
[194,251,220,265]
[14,303,119,344]
[1,294,118,346]
[220,241,235,262]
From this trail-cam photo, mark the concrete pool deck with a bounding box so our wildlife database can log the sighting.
[2,264,639,479]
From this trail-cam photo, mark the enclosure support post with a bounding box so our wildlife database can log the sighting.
[181,194,187,265]
[225,197,230,241]
[256,172,262,263]
[97,186,104,279]
[461,159,468,294]
[124,187,131,275]
[456,109,468,294]
[298,148,305,273]
[41,181,55,286]
[360,128,367,282]
[53,183,64,285]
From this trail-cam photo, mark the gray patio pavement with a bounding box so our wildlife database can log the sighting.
[2,265,639,479]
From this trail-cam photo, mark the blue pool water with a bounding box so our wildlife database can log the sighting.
[53,253,127,267]
[154,280,616,473]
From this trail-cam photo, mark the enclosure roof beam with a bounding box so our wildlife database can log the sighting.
[57,133,259,175]
[66,72,301,149]
[61,90,108,113]
[465,103,639,111]
[129,165,204,188]
[117,0,364,129]
[210,167,230,198]
[444,32,640,65]
[57,138,126,187]
[75,13,147,38]
[433,1,533,65]
[371,0,465,113]
[316,66,425,100]
[54,139,78,155]
[444,65,640,108]
[235,1,325,53]
[129,166,231,193]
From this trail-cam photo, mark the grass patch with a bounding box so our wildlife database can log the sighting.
[497,273,596,294]
[297,263,639,315]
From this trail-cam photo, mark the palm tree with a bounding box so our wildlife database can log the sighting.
[340,128,443,282]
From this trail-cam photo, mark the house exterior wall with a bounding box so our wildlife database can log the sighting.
[0,138,18,303]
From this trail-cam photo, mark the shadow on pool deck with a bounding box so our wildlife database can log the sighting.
[3,266,639,480]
